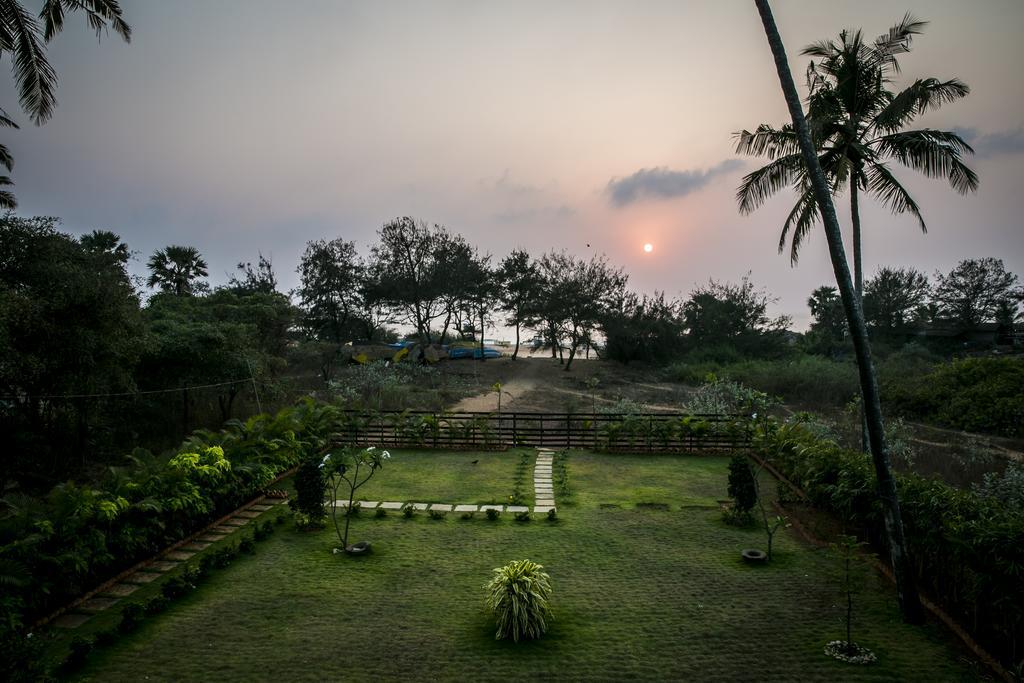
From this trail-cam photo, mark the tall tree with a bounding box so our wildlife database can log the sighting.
[932,258,1021,330]
[862,266,930,334]
[752,0,923,623]
[296,239,362,344]
[681,274,790,354]
[735,14,978,297]
[229,253,278,295]
[146,245,209,297]
[497,249,539,360]
[0,0,130,207]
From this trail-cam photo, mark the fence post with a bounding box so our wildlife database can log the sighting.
[567,414,572,449]
[512,412,518,447]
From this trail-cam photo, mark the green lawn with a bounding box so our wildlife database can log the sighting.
[60,451,984,681]
[353,448,533,506]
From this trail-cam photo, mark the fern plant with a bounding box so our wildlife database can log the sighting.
[484,559,553,642]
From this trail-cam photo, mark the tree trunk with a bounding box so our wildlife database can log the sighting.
[478,310,486,361]
[753,0,923,624]
[852,181,871,454]
[512,322,520,360]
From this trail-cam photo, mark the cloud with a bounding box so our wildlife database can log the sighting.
[953,126,1024,158]
[606,159,745,207]
[480,170,575,224]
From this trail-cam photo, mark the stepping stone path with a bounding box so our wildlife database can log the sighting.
[534,448,556,511]
[50,495,289,629]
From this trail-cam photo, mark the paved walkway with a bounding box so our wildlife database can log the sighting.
[51,497,289,629]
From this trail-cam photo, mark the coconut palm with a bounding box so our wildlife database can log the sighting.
[735,14,978,296]
[0,1,129,207]
[751,0,923,624]
[147,245,209,296]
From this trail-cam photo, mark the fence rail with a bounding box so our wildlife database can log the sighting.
[327,410,751,452]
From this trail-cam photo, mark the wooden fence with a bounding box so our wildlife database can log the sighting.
[328,410,751,453]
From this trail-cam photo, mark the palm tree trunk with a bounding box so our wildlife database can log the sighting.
[753,0,923,624]
[852,180,871,454]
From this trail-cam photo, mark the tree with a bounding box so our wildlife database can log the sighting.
[460,251,500,360]
[0,0,130,207]
[932,258,1021,330]
[752,0,922,622]
[735,14,977,298]
[0,214,141,484]
[497,250,539,359]
[229,253,277,295]
[146,245,209,297]
[296,238,363,344]
[367,217,453,344]
[863,267,930,334]
[602,291,685,363]
[681,274,790,355]
[322,446,389,552]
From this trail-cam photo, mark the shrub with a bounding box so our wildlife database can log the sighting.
[254,520,274,541]
[485,559,553,642]
[428,509,447,520]
[485,508,500,521]
[374,507,387,519]
[401,502,416,518]
[62,635,94,670]
[290,453,327,528]
[514,511,531,523]
[145,594,170,616]
[460,511,475,520]
[118,602,145,633]
[94,629,118,647]
[726,454,757,514]
[239,536,256,554]
[161,575,189,600]
[546,508,558,522]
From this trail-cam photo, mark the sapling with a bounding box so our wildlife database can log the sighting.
[322,446,389,552]
[750,459,788,560]
[824,535,877,664]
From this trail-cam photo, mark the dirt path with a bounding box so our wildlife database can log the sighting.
[449,358,547,412]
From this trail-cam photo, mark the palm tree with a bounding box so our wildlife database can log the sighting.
[0,0,129,207]
[147,245,209,296]
[751,0,923,624]
[735,14,978,297]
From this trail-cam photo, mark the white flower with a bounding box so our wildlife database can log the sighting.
[381,450,391,459]
[365,446,376,453]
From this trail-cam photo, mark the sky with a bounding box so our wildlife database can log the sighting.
[3,0,1022,330]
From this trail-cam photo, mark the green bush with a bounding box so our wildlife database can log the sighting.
[62,635,94,671]
[289,453,327,527]
[118,602,145,633]
[726,454,757,513]
[761,418,1023,668]
[485,559,554,642]
[883,357,1024,436]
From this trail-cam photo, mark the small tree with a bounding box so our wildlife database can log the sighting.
[322,446,389,551]
[485,559,553,642]
[750,460,787,560]
[825,535,877,664]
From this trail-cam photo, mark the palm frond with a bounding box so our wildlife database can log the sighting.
[0,143,13,171]
[733,124,799,159]
[779,186,819,265]
[41,0,130,42]
[735,153,805,215]
[864,162,926,231]
[872,13,927,64]
[873,78,970,132]
[2,1,59,124]
[874,129,979,193]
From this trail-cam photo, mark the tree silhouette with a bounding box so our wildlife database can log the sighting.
[147,245,209,297]
[735,14,977,296]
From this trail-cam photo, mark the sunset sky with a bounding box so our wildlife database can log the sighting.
[3,0,1022,329]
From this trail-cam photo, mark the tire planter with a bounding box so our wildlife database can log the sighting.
[741,548,768,564]
[345,541,372,555]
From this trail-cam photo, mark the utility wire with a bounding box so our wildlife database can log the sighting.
[2,378,255,401]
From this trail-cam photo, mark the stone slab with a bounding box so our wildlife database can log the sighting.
[237,509,262,518]
[80,596,120,613]
[122,571,162,585]
[147,560,179,572]
[223,517,250,526]
[165,550,196,562]
[453,505,478,512]
[536,499,556,507]
[249,504,273,511]
[479,504,504,512]
[183,541,212,551]
[412,503,430,511]
[52,613,91,629]
[507,505,529,513]
[101,582,140,598]
[212,526,236,534]
[378,501,404,510]
[356,501,379,509]
[534,506,556,514]
[429,504,453,512]
[198,533,227,543]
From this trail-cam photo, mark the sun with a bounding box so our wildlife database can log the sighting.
[643,243,653,253]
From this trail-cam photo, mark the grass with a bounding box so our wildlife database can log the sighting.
[353,448,532,506]
[59,451,984,681]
